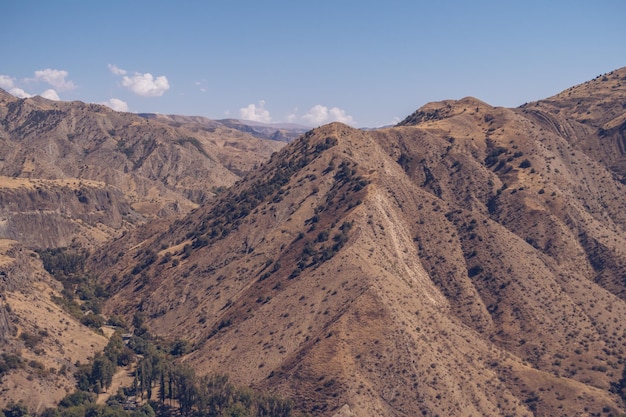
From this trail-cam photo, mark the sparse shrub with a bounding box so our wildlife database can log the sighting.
[467,265,484,278]
[80,313,105,329]
[519,159,532,168]
[171,339,191,357]
[0,353,23,376]
[19,332,43,349]
[316,230,330,243]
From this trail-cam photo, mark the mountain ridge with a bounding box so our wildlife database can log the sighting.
[94,64,626,414]
[0,90,286,248]
[138,113,309,143]
[2,68,626,415]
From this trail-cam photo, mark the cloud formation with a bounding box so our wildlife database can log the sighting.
[11,88,33,98]
[34,69,75,91]
[122,72,170,97]
[1,74,34,98]
[109,65,170,97]
[239,100,272,123]
[108,64,170,97]
[108,64,127,76]
[0,75,14,90]
[301,104,355,125]
[102,98,129,112]
[40,89,60,101]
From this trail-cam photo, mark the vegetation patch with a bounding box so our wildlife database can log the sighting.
[37,245,108,328]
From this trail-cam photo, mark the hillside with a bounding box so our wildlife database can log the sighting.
[89,68,626,417]
[140,113,308,143]
[0,239,108,409]
[0,89,285,248]
[0,90,286,411]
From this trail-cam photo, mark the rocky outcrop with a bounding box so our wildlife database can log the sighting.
[0,179,141,249]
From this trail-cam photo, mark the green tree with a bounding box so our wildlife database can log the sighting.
[173,364,197,416]
[131,403,155,417]
[132,312,148,336]
[2,402,29,417]
[197,373,234,416]
[74,363,93,392]
[104,332,134,366]
[58,390,96,407]
[91,354,115,392]
[257,396,293,417]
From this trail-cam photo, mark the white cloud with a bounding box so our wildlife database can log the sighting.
[40,89,60,101]
[9,88,33,98]
[0,75,15,90]
[1,74,33,98]
[121,72,170,97]
[34,69,75,91]
[301,104,355,126]
[108,64,127,76]
[102,98,129,112]
[239,100,272,123]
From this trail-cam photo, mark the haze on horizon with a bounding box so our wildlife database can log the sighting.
[1,0,625,127]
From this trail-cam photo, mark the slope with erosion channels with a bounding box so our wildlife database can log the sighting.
[0,89,285,411]
[94,68,626,417]
[0,89,284,248]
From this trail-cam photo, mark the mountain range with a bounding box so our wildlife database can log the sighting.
[1,68,626,416]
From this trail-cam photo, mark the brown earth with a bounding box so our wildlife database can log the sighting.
[0,240,107,412]
[92,67,626,416]
[0,89,285,249]
[1,68,626,416]
[0,90,286,410]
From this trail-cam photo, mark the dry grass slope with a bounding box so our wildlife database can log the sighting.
[94,66,626,416]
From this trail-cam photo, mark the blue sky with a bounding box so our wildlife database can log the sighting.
[1,1,625,127]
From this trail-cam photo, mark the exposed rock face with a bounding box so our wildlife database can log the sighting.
[0,178,139,248]
[1,69,625,415]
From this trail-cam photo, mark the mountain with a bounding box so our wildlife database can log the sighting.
[0,90,285,411]
[217,119,310,142]
[89,69,626,416]
[140,113,309,143]
[0,90,285,248]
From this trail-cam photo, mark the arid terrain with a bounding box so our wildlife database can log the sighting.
[0,91,285,409]
[2,68,626,416]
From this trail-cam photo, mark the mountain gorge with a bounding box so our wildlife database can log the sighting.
[1,68,626,416]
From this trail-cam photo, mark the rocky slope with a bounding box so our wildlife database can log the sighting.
[0,89,285,248]
[90,68,626,417]
[0,90,285,410]
[0,239,107,411]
